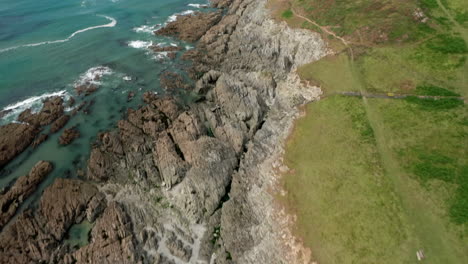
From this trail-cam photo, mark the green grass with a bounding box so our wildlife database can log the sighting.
[283,96,415,264]
[281,9,293,19]
[372,97,468,228]
[275,0,468,262]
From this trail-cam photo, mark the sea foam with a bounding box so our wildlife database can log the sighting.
[128,40,153,49]
[188,4,209,8]
[0,15,117,54]
[75,66,113,86]
[1,90,70,121]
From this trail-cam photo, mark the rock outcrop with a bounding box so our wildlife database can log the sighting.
[50,115,70,133]
[0,123,40,168]
[0,178,106,263]
[155,11,223,42]
[18,97,64,126]
[0,96,68,168]
[0,161,53,229]
[59,128,80,145]
[0,0,328,263]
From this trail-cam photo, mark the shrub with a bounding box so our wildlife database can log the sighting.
[405,96,464,110]
[415,85,460,97]
[282,9,293,19]
[427,34,468,54]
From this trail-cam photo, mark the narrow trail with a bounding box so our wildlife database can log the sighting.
[291,8,355,60]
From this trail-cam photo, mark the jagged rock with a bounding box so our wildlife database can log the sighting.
[50,114,70,133]
[155,11,223,42]
[160,72,191,90]
[211,0,234,8]
[0,123,39,168]
[31,134,48,148]
[0,178,104,263]
[0,161,53,229]
[87,148,117,182]
[59,128,80,145]
[169,137,237,221]
[18,96,64,126]
[151,97,182,121]
[153,131,189,188]
[66,202,137,264]
[39,178,101,240]
[165,231,192,262]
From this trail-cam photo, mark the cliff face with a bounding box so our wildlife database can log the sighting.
[198,1,328,262]
[0,1,328,263]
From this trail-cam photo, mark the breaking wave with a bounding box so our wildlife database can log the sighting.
[0,15,117,54]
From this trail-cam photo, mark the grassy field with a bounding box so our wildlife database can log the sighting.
[270,0,468,263]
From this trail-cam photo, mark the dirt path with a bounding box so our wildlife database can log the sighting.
[291,8,355,60]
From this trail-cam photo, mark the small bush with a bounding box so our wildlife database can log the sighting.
[450,166,468,224]
[455,11,468,25]
[420,0,438,9]
[405,96,464,110]
[415,85,460,97]
[282,9,293,19]
[427,34,468,54]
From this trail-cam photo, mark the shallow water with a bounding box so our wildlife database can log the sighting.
[0,0,210,201]
[64,220,94,249]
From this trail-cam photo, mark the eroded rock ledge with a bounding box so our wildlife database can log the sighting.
[0,0,328,263]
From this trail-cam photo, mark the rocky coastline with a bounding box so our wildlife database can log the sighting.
[0,0,328,263]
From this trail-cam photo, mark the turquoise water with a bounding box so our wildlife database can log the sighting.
[64,219,94,249]
[0,0,209,201]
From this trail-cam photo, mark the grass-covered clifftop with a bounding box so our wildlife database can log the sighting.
[271,0,468,263]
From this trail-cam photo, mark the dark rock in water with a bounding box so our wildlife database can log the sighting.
[83,100,95,115]
[72,101,87,116]
[0,109,12,119]
[50,114,70,133]
[59,127,80,145]
[68,97,76,107]
[149,45,182,53]
[31,133,48,148]
[155,11,223,42]
[127,91,135,102]
[160,71,191,90]
[0,161,53,229]
[167,52,177,59]
[18,96,64,126]
[0,123,39,168]
[75,83,98,96]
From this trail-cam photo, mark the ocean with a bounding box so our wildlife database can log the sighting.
[0,0,209,202]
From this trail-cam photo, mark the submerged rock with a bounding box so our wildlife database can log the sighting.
[50,114,70,133]
[59,127,80,145]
